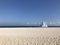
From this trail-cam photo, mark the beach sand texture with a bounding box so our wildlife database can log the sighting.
[0,28,60,45]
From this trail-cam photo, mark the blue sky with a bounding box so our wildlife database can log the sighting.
[0,0,60,23]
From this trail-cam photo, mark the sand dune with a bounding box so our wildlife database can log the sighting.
[0,28,60,45]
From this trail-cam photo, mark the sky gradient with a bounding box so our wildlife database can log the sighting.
[0,0,60,23]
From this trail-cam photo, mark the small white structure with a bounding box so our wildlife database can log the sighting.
[41,22,48,27]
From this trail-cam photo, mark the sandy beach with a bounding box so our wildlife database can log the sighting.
[0,28,60,45]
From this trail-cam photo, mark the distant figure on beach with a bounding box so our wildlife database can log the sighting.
[41,22,48,27]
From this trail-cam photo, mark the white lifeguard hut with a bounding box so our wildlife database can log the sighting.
[41,22,48,27]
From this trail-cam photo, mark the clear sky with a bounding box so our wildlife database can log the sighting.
[0,0,60,23]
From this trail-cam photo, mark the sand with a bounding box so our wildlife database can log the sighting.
[0,28,60,45]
